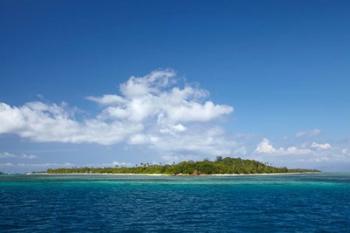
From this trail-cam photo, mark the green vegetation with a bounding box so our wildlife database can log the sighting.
[47,157,319,175]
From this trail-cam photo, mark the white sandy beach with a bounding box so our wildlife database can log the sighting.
[32,172,320,176]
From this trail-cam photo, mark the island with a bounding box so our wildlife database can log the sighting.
[47,157,319,175]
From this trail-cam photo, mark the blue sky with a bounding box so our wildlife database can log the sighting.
[0,0,349,173]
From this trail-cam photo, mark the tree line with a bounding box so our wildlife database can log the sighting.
[47,157,319,175]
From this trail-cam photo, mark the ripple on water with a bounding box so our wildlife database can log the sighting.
[0,173,350,232]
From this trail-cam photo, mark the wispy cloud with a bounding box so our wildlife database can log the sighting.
[0,152,37,160]
[310,142,332,150]
[0,162,72,167]
[0,152,16,159]
[296,129,321,138]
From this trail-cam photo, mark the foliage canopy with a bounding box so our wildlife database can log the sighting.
[47,157,319,175]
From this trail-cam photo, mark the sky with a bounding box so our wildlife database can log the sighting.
[0,0,349,173]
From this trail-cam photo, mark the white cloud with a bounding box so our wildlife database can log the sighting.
[128,134,159,145]
[94,70,233,124]
[86,95,126,105]
[0,152,37,160]
[255,138,276,154]
[120,69,175,97]
[296,129,321,138]
[137,127,240,157]
[0,152,16,159]
[111,161,133,167]
[159,124,187,135]
[0,101,143,145]
[0,69,234,158]
[255,138,312,155]
[2,68,349,171]
[21,154,37,159]
[0,162,73,167]
[251,137,350,171]
[311,142,332,150]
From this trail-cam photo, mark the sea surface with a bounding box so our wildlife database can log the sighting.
[0,173,350,233]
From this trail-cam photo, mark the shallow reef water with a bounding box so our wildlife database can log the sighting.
[1,173,350,232]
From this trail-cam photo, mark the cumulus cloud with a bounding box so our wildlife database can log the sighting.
[255,138,312,155]
[93,70,232,124]
[251,137,350,170]
[311,142,332,150]
[255,138,276,154]
[0,69,235,157]
[0,101,142,145]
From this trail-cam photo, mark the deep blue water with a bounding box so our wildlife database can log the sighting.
[1,173,350,233]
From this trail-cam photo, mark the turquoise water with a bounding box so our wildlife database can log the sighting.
[1,173,350,232]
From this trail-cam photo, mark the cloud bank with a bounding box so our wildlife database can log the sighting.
[0,70,235,158]
[1,69,348,169]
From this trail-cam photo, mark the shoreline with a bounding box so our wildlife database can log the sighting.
[30,172,320,177]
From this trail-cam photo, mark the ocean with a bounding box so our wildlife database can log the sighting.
[0,173,349,232]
